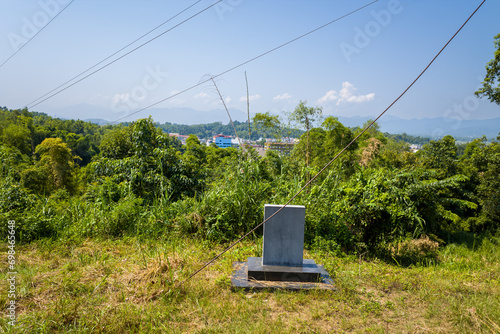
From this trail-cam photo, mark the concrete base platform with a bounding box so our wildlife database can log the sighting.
[231,261,335,291]
[247,257,322,282]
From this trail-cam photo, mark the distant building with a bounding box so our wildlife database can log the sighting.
[214,134,232,148]
[231,138,241,147]
[169,133,190,145]
[254,146,266,157]
[410,144,422,153]
[264,142,295,155]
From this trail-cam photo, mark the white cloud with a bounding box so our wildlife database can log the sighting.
[273,93,292,101]
[111,93,130,103]
[240,94,261,102]
[225,96,231,103]
[194,92,209,99]
[317,90,338,104]
[318,82,375,106]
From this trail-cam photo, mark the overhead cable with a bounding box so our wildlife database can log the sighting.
[26,0,204,108]
[111,0,380,123]
[211,77,243,147]
[0,0,76,70]
[27,0,222,109]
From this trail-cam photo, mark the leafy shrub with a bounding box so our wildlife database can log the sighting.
[309,235,343,257]
[0,145,30,180]
[0,185,60,242]
[195,160,272,241]
[299,167,477,253]
[83,176,130,205]
[14,210,57,242]
[103,196,144,237]
[0,180,36,213]
[0,180,52,242]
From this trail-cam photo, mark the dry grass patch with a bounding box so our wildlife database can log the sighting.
[1,236,499,333]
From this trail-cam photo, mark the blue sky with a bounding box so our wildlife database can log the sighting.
[0,0,499,125]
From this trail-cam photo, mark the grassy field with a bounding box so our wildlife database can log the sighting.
[1,235,499,333]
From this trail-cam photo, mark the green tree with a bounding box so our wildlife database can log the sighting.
[322,117,354,149]
[184,134,207,167]
[478,151,500,225]
[73,135,99,166]
[419,135,458,177]
[375,138,416,169]
[475,33,500,105]
[252,112,281,139]
[131,117,168,157]
[289,101,322,171]
[322,116,357,173]
[88,118,205,202]
[461,135,500,230]
[36,138,77,191]
[292,127,326,169]
[1,123,31,156]
[0,145,31,181]
[291,117,358,179]
[22,138,77,194]
[100,126,134,159]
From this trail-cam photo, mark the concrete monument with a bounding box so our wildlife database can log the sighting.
[231,204,334,290]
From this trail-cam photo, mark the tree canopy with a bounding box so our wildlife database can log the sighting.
[475,33,500,106]
[289,100,322,170]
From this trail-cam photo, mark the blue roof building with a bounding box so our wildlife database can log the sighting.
[215,134,232,148]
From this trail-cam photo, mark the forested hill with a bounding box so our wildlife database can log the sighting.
[0,107,114,166]
[0,107,443,162]
[157,120,303,140]
[155,120,431,144]
[383,133,430,145]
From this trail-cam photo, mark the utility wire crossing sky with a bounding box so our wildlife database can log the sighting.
[0,0,499,125]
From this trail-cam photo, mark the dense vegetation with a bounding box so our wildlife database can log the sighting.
[1,106,499,259]
[1,105,500,332]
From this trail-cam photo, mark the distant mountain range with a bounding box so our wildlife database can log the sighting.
[49,103,248,126]
[45,103,499,139]
[336,115,500,139]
